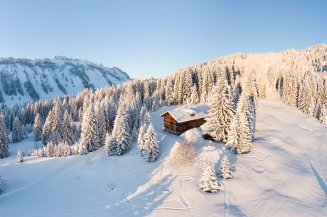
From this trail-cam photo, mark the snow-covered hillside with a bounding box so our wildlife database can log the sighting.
[0,98,326,217]
[0,56,130,106]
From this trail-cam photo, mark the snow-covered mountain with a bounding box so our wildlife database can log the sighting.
[0,56,130,106]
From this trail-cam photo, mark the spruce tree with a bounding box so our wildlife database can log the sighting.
[42,110,54,146]
[219,156,233,179]
[12,117,23,143]
[33,113,42,141]
[141,123,159,162]
[131,124,139,142]
[62,110,77,146]
[190,85,199,104]
[232,81,242,110]
[208,79,234,142]
[50,102,64,145]
[0,113,9,159]
[237,94,256,139]
[319,106,327,124]
[236,112,252,154]
[137,124,146,154]
[199,166,221,193]
[107,103,131,156]
[79,105,101,154]
[226,114,239,151]
[226,110,252,154]
[165,78,174,105]
[182,70,193,103]
[16,149,23,163]
[0,176,3,193]
[104,133,112,153]
[95,105,106,146]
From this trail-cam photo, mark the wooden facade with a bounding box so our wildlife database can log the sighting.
[161,112,206,135]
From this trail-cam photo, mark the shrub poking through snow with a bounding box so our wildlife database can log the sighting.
[199,166,221,193]
[219,156,233,179]
[16,149,23,163]
[171,139,196,167]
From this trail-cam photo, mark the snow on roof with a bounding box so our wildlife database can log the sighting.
[160,105,208,123]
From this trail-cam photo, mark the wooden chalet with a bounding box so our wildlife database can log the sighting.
[160,106,208,135]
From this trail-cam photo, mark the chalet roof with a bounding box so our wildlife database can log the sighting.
[160,105,208,123]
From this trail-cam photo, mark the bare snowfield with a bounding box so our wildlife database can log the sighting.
[0,98,326,217]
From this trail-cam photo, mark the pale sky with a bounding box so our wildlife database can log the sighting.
[0,0,326,78]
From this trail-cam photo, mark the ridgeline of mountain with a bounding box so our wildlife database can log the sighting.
[0,56,130,106]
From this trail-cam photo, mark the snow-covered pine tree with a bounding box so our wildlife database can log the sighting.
[226,108,252,154]
[237,94,256,139]
[139,105,148,127]
[137,106,151,151]
[16,149,23,163]
[107,103,132,156]
[62,110,77,146]
[104,96,118,133]
[0,90,4,104]
[199,166,221,193]
[139,106,150,128]
[95,104,106,146]
[141,123,159,162]
[132,91,142,127]
[0,113,9,159]
[151,90,162,111]
[173,72,181,104]
[314,103,322,120]
[190,85,199,104]
[319,106,327,124]
[200,69,213,103]
[12,117,24,143]
[104,133,112,153]
[0,176,3,193]
[219,156,233,179]
[131,124,139,142]
[42,110,54,146]
[50,102,64,145]
[236,112,252,154]
[33,113,42,141]
[79,105,101,154]
[208,79,234,142]
[44,142,55,157]
[165,77,174,105]
[137,125,147,156]
[226,114,239,151]
[182,70,193,103]
[69,96,78,121]
[232,81,242,110]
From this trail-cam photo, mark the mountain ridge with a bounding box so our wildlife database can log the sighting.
[0,56,130,106]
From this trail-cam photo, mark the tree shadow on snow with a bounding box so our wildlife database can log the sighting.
[310,163,327,197]
[228,204,249,217]
[105,174,176,217]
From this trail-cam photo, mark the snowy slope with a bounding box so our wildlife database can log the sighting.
[0,99,327,217]
[0,56,130,106]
